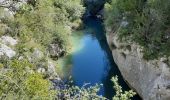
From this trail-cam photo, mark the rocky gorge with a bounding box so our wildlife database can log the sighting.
[0,0,170,99]
[84,0,170,99]
[107,33,170,100]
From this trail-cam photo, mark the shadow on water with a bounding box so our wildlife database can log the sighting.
[60,16,142,99]
[82,16,141,100]
[82,16,128,98]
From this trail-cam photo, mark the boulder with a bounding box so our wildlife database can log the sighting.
[0,0,28,19]
[48,61,56,74]
[0,36,17,59]
[37,67,45,73]
[0,8,14,19]
[48,43,65,59]
[0,43,16,58]
[0,36,17,46]
[32,48,43,60]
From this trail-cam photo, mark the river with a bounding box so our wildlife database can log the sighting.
[59,16,141,100]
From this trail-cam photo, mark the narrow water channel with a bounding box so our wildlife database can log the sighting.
[60,16,141,99]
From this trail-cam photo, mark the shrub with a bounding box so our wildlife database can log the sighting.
[112,76,136,100]
[3,0,84,57]
[0,59,56,99]
[25,73,56,99]
[105,0,170,60]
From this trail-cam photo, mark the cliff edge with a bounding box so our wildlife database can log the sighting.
[107,33,170,100]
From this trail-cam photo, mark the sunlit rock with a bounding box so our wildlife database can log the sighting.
[0,43,16,58]
[0,36,17,46]
[0,8,14,19]
[37,67,46,73]
[107,34,170,100]
[0,36,17,59]
[32,48,44,60]
[48,61,58,78]
[0,0,28,19]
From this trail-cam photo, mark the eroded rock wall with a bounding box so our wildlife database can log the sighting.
[107,34,170,100]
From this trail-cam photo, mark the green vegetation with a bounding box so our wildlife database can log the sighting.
[112,76,136,100]
[0,0,84,54]
[0,59,56,99]
[2,0,84,55]
[0,58,136,99]
[105,0,170,60]
[0,0,137,99]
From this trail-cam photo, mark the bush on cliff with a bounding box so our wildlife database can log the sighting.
[0,59,56,99]
[2,0,84,56]
[105,0,170,60]
[0,0,136,99]
[0,58,135,99]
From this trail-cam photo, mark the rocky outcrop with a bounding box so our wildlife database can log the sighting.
[47,61,57,76]
[0,36,17,46]
[107,34,170,100]
[0,43,16,58]
[0,36,17,59]
[48,43,65,59]
[0,0,27,20]
[0,0,27,10]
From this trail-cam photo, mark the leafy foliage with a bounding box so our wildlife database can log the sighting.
[0,0,137,100]
[0,59,55,100]
[105,0,170,60]
[25,73,56,99]
[0,59,136,100]
[112,76,136,100]
[55,84,106,100]
[2,0,84,56]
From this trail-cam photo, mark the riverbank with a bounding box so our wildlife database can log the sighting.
[56,16,139,99]
[104,0,170,99]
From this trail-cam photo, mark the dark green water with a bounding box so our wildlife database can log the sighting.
[62,16,141,100]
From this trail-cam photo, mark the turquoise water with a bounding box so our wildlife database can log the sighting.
[62,17,141,99]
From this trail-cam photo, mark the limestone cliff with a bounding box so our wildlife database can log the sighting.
[107,33,170,100]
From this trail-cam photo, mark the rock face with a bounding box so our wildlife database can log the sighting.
[0,0,27,19]
[0,36,17,59]
[0,36,17,46]
[0,43,16,58]
[107,34,170,100]
[48,44,65,59]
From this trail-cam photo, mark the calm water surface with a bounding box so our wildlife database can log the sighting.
[62,17,141,100]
